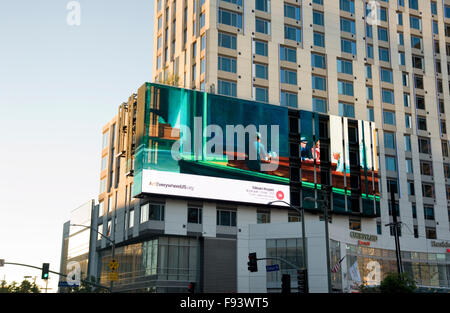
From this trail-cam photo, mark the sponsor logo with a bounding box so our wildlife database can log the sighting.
[276,191,284,200]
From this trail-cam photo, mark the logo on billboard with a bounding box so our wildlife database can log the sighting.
[276,191,284,200]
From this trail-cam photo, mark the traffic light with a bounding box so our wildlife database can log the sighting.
[247,252,258,272]
[297,269,308,293]
[41,263,50,280]
[281,274,291,294]
[188,282,196,293]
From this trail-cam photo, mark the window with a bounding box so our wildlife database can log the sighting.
[384,132,396,149]
[398,52,405,66]
[102,132,109,149]
[398,32,404,46]
[403,93,410,107]
[338,80,354,96]
[101,155,108,171]
[218,79,237,97]
[99,177,106,194]
[410,16,422,31]
[313,10,324,26]
[256,18,271,35]
[254,86,268,102]
[340,0,355,14]
[417,117,427,131]
[422,183,435,198]
[256,0,270,13]
[411,36,422,50]
[367,107,374,122]
[254,63,268,79]
[311,53,326,69]
[97,224,103,240]
[385,156,397,172]
[387,179,398,194]
[405,114,412,129]
[365,64,372,79]
[129,209,134,228]
[254,40,268,56]
[367,44,374,59]
[217,209,237,226]
[404,135,411,151]
[414,75,423,89]
[405,158,413,174]
[312,97,327,113]
[284,3,301,21]
[218,32,237,49]
[412,55,424,70]
[280,46,296,62]
[442,140,449,157]
[415,95,425,110]
[341,38,356,55]
[312,75,326,90]
[378,27,389,42]
[257,210,271,224]
[425,227,437,239]
[379,47,390,62]
[409,0,419,10]
[424,206,435,220]
[188,207,202,224]
[288,212,301,222]
[349,217,361,231]
[313,32,325,47]
[380,68,393,83]
[218,9,242,28]
[280,69,297,85]
[280,91,298,108]
[337,59,353,74]
[340,17,355,34]
[218,55,237,73]
[383,110,396,125]
[339,102,355,118]
[284,25,301,42]
[418,137,431,154]
[402,72,409,87]
[382,89,394,104]
[420,161,433,176]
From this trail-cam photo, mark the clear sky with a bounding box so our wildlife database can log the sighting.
[0,0,154,292]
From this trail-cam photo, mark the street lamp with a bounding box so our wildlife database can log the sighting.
[70,223,116,292]
[267,200,308,291]
[304,185,332,293]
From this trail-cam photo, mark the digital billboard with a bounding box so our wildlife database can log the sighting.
[134,84,290,206]
[132,83,379,213]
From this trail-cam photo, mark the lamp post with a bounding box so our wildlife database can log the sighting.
[70,223,116,292]
[304,185,332,293]
[267,200,308,291]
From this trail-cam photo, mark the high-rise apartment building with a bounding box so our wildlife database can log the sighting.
[87,0,450,293]
[153,0,450,246]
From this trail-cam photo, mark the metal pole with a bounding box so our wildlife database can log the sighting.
[390,188,403,274]
[70,224,116,292]
[322,186,332,293]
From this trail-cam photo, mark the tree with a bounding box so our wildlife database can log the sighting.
[379,273,417,293]
[0,280,40,293]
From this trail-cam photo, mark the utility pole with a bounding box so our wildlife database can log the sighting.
[386,188,403,274]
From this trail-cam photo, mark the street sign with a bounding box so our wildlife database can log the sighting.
[266,264,280,272]
[58,281,79,288]
[108,259,119,271]
[0,259,4,267]
[108,271,118,282]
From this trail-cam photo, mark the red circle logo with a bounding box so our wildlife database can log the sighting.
[276,191,284,200]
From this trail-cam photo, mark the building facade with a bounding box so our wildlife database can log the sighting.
[91,0,450,293]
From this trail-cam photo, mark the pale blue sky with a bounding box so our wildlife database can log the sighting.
[0,0,154,291]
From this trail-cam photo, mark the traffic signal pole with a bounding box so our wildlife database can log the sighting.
[3,262,111,292]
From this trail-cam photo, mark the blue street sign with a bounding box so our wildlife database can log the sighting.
[58,281,79,288]
[266,264,280,272]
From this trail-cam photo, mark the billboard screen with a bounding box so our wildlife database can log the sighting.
[132,83,379,213]
[135,84,290,206]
